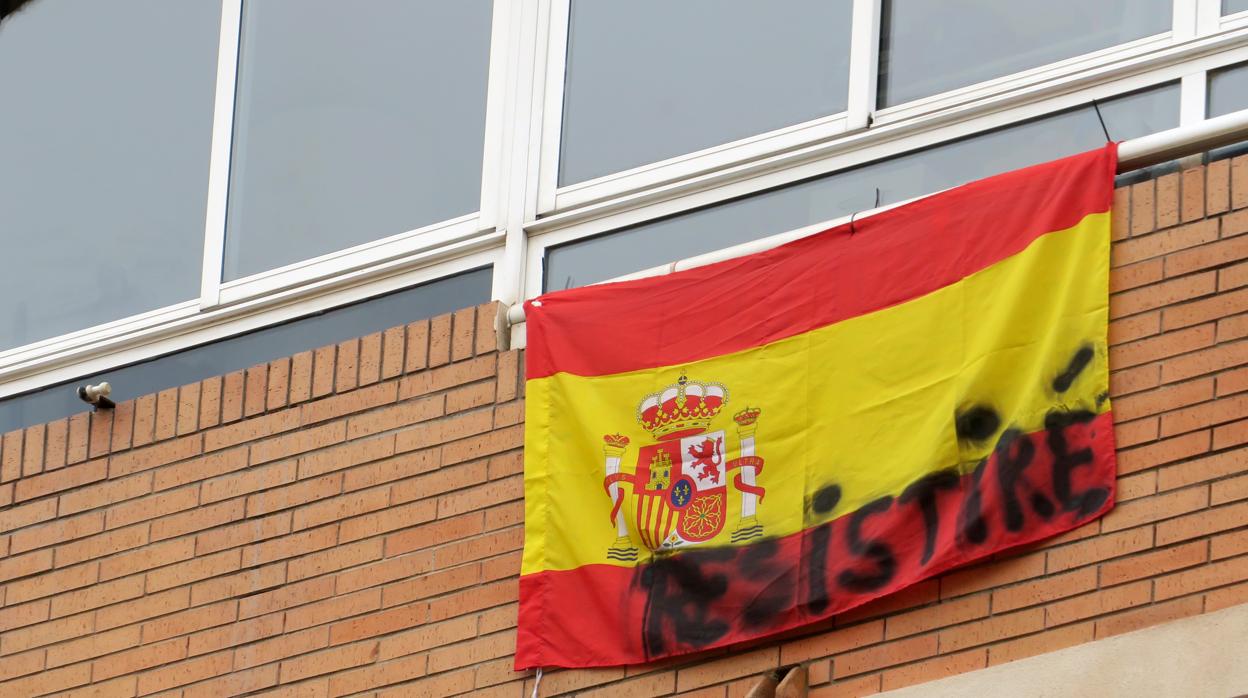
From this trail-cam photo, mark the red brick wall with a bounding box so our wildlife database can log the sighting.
[1,157,1247,697]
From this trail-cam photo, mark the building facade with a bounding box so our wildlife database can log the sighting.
[2,1,1248,695]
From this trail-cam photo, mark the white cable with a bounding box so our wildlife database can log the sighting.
[531,668,543,698]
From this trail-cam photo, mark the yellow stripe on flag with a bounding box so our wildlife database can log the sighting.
[522,211,1110,575]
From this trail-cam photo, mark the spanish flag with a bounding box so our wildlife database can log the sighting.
[517,145,1119,669]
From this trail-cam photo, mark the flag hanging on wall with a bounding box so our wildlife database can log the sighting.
[516,144,1119,670]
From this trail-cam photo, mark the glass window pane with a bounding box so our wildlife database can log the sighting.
[0,0,219,351]
[1225,0,1248,15]
[546,83,1178,291]
[878,0,1170,107]
[224,0,493,281]
[559,0,852,186]
[0,268,491,434]
[1209,62,1248,118]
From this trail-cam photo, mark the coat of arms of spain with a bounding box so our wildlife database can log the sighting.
[601,374,765,562]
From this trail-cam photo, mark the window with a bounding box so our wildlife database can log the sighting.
[224,0,494,280]
[1209,61,1248,117]
[877,0,1171,107]
[4,0,1248,397]
[0,268,491,433]
[545,83,1179,291]
[558,0,852,185]
[0,0,219,351]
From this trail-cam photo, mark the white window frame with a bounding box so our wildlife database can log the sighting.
[1222,4,1248,32]
[520,27,1248,303]
[7,0,1248,407]
[533,0,1213,218]
[535,0,879,214]
[0,247,502,401]
[202,0,512,309]
[0,0,514,399]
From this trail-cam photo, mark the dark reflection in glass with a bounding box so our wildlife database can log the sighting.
[1225,0,1248,15]
[546,83,1179,291]
[224,0,493,281]
[878,0,1170,107]
[0,268,492,434]
[1205,63,1248,165]
[1209,62,1248,118]
[0,0,219,350]
[559,0,852,186]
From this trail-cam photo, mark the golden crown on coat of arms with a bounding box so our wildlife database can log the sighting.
[636,373,729,440]
[733,406,761,427]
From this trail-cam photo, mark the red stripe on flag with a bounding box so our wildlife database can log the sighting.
[515,410,1116,669]
[525,144,1116,380]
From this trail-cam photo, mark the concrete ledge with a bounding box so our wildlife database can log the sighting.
[878,602,1248,697]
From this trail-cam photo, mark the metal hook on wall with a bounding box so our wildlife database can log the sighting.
[849,188,882,236]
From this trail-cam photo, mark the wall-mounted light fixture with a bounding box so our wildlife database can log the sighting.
[77,382,115,410]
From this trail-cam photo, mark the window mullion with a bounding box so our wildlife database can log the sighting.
[1180,0,1213,126]
[1174,0,1200,40]
[1180,71,1209,125]
[200,0,243,311]
[535,0,570,214]
[1195,0,1223,35]
[478,0,516,233]
[495,0,545,307]
[846,0,882,130]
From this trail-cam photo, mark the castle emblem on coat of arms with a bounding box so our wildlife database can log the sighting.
[601,374,765,562]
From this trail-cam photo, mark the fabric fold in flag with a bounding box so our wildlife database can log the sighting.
[517,144,1119,670]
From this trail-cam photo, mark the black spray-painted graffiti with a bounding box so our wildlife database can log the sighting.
[636,344,1113,659]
